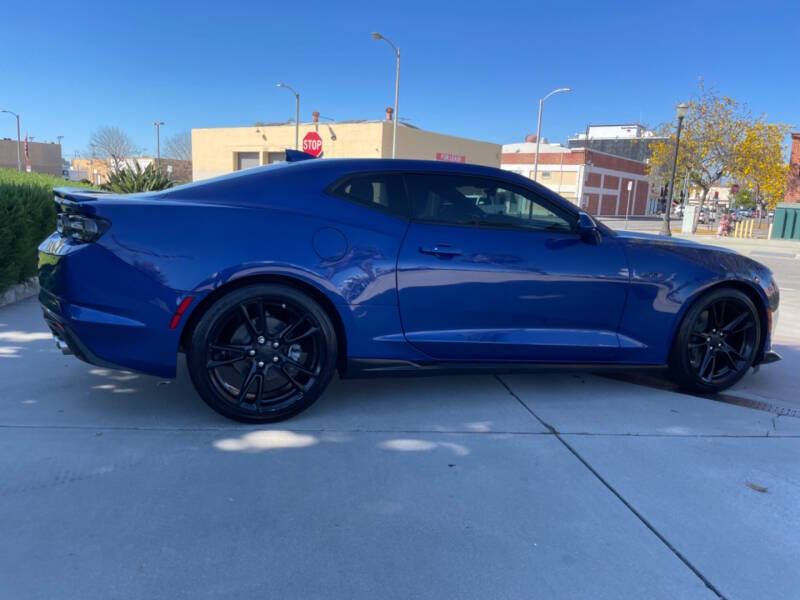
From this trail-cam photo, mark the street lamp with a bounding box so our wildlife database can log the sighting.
[660,102,689,237]
[153,121,164,165]
[277,83,300,150]
[1,109,22,171]
[371,32,400,159]
[532,87,571,183]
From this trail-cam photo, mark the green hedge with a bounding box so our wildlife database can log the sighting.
[0,169,95,294]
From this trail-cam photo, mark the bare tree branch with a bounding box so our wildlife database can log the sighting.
[163,131,192,162]
[89,126,141,171]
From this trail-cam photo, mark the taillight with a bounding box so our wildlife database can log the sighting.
[57,213,110,243]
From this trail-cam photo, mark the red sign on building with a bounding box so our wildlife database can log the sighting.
[302,131,323,157]
[435,152,466,163]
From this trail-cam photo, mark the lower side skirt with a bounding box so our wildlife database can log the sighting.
[344,358,668,379]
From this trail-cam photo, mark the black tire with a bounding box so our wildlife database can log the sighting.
[669,287,761,394]
[186,284,337,423]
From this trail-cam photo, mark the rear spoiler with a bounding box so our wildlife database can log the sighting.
[53,187,111,206]
[285,149,317,162]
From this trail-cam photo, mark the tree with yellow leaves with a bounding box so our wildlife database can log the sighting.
[648,82,789,233]
[731,119,790,211]
[649,84,744,233]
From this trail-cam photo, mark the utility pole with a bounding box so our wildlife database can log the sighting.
[532,87,571,182]
[153,121,164,165]
[371,32,401,158]
[277,83,300,150]
[1,109,21,171]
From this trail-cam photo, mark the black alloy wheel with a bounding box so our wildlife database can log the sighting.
[671,288,761,393]
[187,284,337,423]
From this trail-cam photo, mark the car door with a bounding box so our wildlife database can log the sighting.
[396,172,630,362]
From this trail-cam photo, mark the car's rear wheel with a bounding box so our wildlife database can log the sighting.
[670,288,761,394]
[187,284,337,423]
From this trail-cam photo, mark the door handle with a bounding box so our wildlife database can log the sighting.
[419,244,462,257]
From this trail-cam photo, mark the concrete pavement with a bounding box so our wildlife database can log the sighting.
[1,287,799,598]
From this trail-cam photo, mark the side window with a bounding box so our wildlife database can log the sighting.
[405,174,574,233]
[329,173,408,217]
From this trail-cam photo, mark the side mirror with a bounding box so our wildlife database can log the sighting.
[577,211,601,244]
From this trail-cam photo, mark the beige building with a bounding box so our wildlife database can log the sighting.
[1,138,62,175]
[191,110,501,181]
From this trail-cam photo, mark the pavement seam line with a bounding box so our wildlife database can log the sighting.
[494,375,727,600]
[1,424,798,439]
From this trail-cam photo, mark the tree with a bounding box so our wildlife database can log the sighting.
[164,131,192,162]
[731,189,755,209]
[732,119,790,210]
[649,81,790,231]
[102,161,173,193]
[88,126,141,171]
[648,83,747,232]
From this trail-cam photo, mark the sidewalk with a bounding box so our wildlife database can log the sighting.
[672,234,800,257]
[625,227,800,259]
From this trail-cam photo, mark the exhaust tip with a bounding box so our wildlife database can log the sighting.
[54,336,73,355]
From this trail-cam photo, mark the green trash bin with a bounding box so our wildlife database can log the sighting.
[771,203,800,240]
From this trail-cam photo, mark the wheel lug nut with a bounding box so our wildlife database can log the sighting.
[257,336,265,345]
[272,356,280,363]
[257,361,264,368]
[272,341,280,349]
[248,349,256,356]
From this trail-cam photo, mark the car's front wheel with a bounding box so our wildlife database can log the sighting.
[670,288,761,394]
[187,284,337,423]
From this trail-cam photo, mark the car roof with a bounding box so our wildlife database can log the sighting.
[161,157,582,220]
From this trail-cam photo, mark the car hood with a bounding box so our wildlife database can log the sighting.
[613,230,738,255]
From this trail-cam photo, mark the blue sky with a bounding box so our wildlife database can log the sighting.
[2,0,797,158]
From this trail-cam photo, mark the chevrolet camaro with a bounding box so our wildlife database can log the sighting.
[38,154,781,422]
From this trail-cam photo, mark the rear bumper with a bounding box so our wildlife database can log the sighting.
[42,306,126,370]
[37,233,190,378]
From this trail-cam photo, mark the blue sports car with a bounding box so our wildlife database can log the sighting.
[38,155,781,422]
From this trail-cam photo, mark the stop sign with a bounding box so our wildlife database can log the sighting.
[302,131,323,157]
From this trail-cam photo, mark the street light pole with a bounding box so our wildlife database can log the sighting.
[532,87,571,183]
[153,121,164,165]
[277,83,300,150]
[660,103,689,237]
[1,109,22,171]
[624,180,633,230]
[371,32,400,158]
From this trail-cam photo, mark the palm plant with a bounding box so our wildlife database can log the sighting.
[102,161,173,193]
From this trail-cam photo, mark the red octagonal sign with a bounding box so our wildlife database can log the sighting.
[302,131,323,157]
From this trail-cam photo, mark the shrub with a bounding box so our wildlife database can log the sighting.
[0,169,96,294]
[103,161,173,193]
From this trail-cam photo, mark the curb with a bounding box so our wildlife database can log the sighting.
[0,278,40,309]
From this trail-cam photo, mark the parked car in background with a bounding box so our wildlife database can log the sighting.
[38,156,782,422]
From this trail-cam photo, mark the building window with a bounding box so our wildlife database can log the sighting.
[235,152,259,171]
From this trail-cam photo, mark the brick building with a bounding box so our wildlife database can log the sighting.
[501,141,651,216]
[785,133,800,203]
